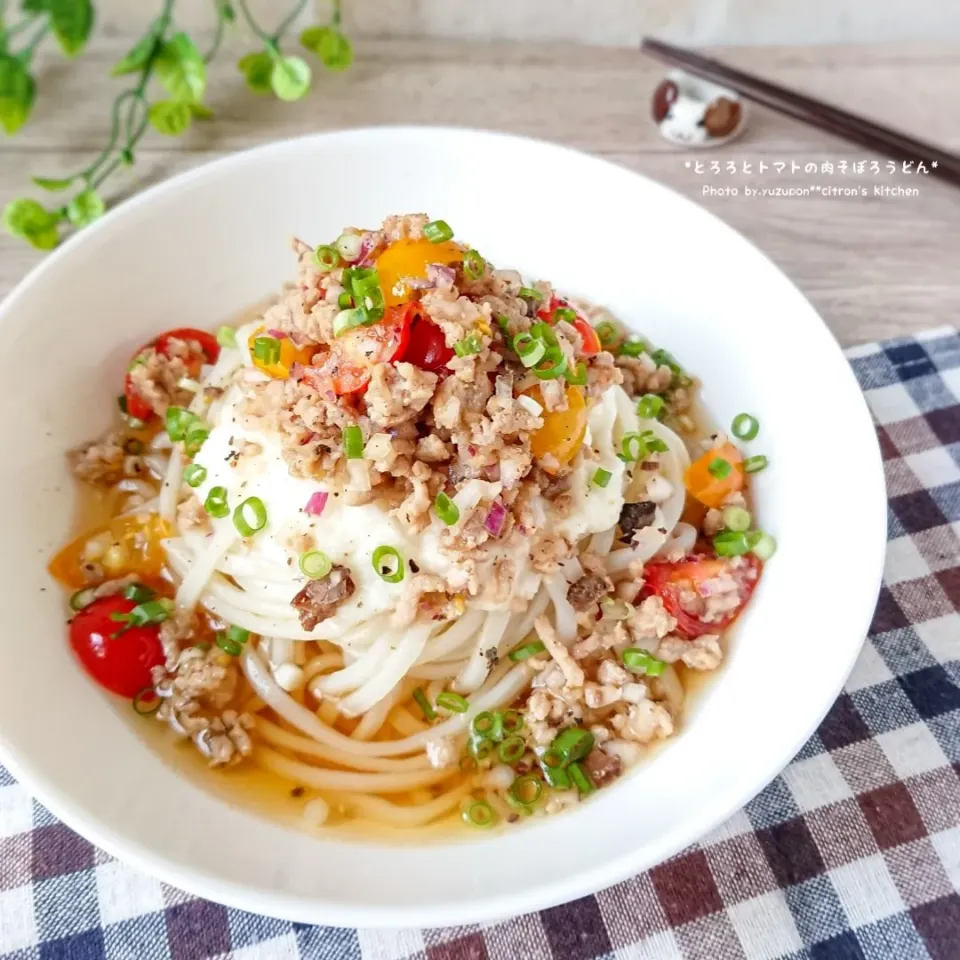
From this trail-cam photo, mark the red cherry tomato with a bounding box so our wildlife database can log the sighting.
[396,303,453,374]
[643,553,761,638]
[123,327,222,422]
[303,304,416,397]
[69,595,165,698]
[538,296,602,357]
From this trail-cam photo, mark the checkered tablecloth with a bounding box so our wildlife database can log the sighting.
[2,328,959,960]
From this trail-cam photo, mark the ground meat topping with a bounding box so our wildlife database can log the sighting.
[127,338,202,416]
[566,574,611,612]
[291,564,356,630]
[618,500,657,542]
[583,747,623,786]
[68,433,126,486]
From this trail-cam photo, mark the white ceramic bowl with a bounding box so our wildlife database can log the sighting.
[0,127,886,928]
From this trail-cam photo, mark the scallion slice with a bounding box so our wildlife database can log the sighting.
[532,351,568,380]
[594,320,621,349]
[253,336,282,366]
[713,530,751,557]
[622,647,667,676]
[434,492,459,525]
[518,286,543,302]
[751,532,777,560]
[472,711,495,737]
[69,587,96,611]
[636,394,665,419]
[314,244,341,270]
[423,219,454,243]
[722,505,751,532]
[461,799,496,828]
[204,485,229,519]
[550,727,595,765]
[564,361,587,386]
[618,339,648,358]
[620,432,647,463]
[552,306,577,325]
[413,687,436,721]
[502,709,524,736]
[651,347,684,376]
[463,249,485,280]
[372,545,404,583]
[498,735,526,764]
[509,774,543,807]
[122,583,155,604]
[592,468,613,488]
[233,496,267,537]
[337,291,353,310]
[539,757,571,789]
[165,406,193,442]
[183,423,209,457]
[454,334,482,358]
[744,454,769,473]
[436,691,469,713]
[640,430,668,453]
[343,425,364,459]
[183,463,207,488]
[299,550,332,579]
[732,412,759,440]
[132,687,160,716]
[513,332,546,367]
[335,232,363,261]
[569,761,595,795]
[333,307,366,338]
[708,457,732,479]
[216,325,237,348]
[508,640,546,662]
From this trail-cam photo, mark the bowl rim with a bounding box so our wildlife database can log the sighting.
[0,124,887,928]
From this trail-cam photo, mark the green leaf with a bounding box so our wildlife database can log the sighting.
[270,55,310,102]
[111,24,161,76]
[189,102,214,120]
[156,32,206,103]
[32,174,75,191]
[48,0,95,57]
[237,51,273,95]
[66,187,105,227]
[3,197,60,247]
[299,26,352,72]
[0,53,34,134]
[21,0,50,12]
[216,0,236,23]
[147,99,191,136]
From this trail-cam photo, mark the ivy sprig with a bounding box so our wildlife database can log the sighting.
[2,0,352,250]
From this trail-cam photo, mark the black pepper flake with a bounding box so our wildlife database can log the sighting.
[409,559,420,573]
[290,786,305,798]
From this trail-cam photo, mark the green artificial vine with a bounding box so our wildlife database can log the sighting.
[0,0,352,249]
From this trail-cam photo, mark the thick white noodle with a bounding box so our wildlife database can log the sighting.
[157,446,183,523]
[589,526,616,556]
[657,521,697,558]
[415,610,484,665]
[328,783,472,827]
[175,523,238,611]
[502,586,549,650]
[545,573,578,643]
[408,660,466,681]
[453,609,512,694]
[350,681,403,741]
[317,635,391,696]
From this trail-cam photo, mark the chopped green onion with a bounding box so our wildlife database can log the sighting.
[165,406,193,442]
[620,432,648,463]
[651,348,684,376]
[343,425,364,459]
[732,413,759,441]
[568,761,595,795]
[550,727,595,765]
[722,506,752,532]
[509,775,543,807]
[413,687,436,721]
[351,270,385,323]
[496,314,512,334]
[423,219,454,243]
[532,351,568,380]
[333,308,366,338]
[233,496,267,537]
[226,625,250,645]
[541,749,564,769]
[708,457,732,479]
[434,492,459,526]
[314,244,341,270]
[472,711,495,737]
[594,320,621,349]
[498,735,526,764]
[470,737,493,761]
[122,583,155,604]
[372,545,404,583]
[592,468,613,489]
[216,325,237,348]
[436,691,468,713]
[69,587,96,611]
[539,757,571,789]
[530,321,558,347]
[508,640,546,662]
[744,455,769,474]
[751,532,777,561]
[518,286,543,302]
[564,361,588,386]
[622,647,667,676]
[337,291,353,310]
[513,333,547,368]
[115,599,171,630]
[552,307,577,325]
[454,334,482,358]
[713,530,751,557]
[640,430,668,453]
[637,394,665,419]
[117,394,128,415]
[132,687,160,716]
[463,249,485,280]
[502,709,524,736]
[216,633,243,656]
[299,550,332,579]
[335,231,363,261]
[183,464,207,488]
[204,485,229,519]
[183,423,209,457]
[253,336,281,366]
[489,712,506,742]
[461,799,496,828]
[618,339,648,358]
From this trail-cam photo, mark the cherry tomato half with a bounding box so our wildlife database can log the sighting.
[123,327,222,422]
[643,553,761,638]
[69,595,165,698]
[395,303,453,374]
[539,296,602,356]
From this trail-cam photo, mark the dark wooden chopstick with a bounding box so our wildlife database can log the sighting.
[641,38,960,188]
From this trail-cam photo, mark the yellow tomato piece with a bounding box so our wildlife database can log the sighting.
[526,385,587,472]
[49,513,171,588]
[376,238,463,308]
[684,441,745,508]
[249,326,316,379]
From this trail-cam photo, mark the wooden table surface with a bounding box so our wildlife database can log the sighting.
[3,35,959,347]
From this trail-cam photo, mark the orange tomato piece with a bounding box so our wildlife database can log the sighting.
[683,441,745,508]
[375,239,463,308]
[525,385,587,472]
[249,326,316,379]
[49,513,171,589]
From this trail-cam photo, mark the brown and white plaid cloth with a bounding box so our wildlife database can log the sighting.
[1,328,958,960]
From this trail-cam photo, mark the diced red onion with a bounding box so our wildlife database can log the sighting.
[426,263,456,287]
[305,492,329,516]
[357,232,380,266]
[403,276,435,291]
[267,328,287,340]
[484,500,507,537]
